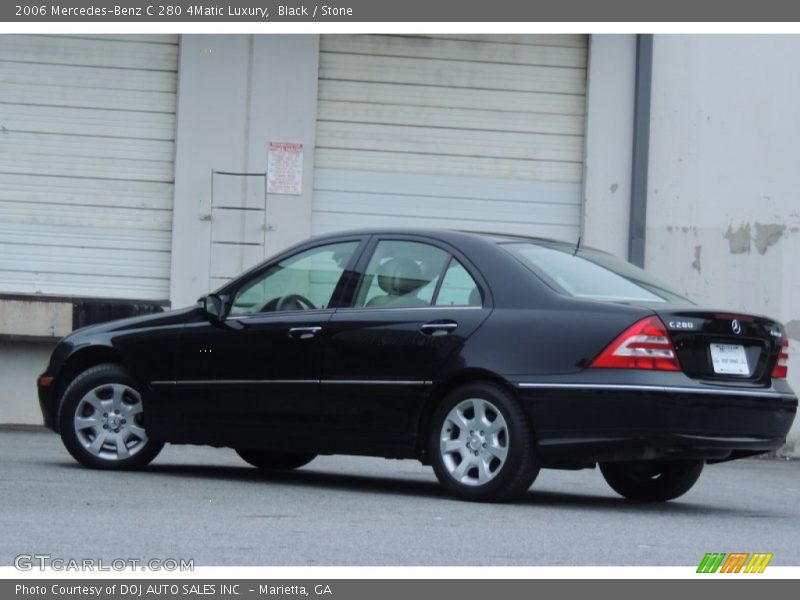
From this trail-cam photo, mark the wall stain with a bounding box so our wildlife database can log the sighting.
[724,223,751,254]
[609,183,618,194]
[691,245,702,273]
[754,223,786,255]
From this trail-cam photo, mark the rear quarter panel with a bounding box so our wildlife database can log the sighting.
[459,304,654,376]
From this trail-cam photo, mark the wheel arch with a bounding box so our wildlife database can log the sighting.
[51,345,125,431]
[416,369,533,462]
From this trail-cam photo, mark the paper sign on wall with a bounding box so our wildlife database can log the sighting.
[267,141,304,195]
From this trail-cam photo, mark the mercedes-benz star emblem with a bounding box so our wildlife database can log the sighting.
[731,319,742,335]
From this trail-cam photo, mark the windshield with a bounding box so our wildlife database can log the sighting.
[503,242,693,304]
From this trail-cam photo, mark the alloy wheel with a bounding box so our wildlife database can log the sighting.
[73,383,149,461]
[439,397,509,486]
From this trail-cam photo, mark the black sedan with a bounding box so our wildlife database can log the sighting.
[37,229,797,502]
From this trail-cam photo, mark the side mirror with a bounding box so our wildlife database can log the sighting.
[201,293,226,322]
[200,294,243,330]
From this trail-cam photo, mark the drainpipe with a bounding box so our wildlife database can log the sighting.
[628,34,654,268]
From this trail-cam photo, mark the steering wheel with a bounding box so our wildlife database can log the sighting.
[276,293,317,312]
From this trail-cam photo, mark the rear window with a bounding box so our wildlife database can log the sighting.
[503,242,692,304]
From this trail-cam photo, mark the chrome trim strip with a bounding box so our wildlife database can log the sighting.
[150,380,317,386]
[228,313,330,322]
[226,306,484,320]
[516,382,796,399]
[151,379,432,386]
[334,306,484,312]
[323,379,431,386]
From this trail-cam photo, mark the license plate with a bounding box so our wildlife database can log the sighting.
[709,343,750,375]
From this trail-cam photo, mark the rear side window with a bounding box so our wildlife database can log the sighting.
[354,241,449,308]
[352,240,483,309]
[504,243,691,304]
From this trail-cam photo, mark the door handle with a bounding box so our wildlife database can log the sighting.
[420,321,458,336]
[288,326,322,340]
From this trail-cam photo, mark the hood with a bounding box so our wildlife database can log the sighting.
[65,305,199,341]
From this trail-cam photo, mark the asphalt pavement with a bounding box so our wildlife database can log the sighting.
[1,427,798,566]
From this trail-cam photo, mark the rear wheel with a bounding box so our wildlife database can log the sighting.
[600,459,704,501]
[429,382,539,502]
[235,449,316,470]
[58,363,164,469]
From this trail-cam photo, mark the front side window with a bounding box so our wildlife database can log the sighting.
[229,241,359,316]
[354,240,450,308]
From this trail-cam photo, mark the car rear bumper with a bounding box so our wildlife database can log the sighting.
[510,374,797,465]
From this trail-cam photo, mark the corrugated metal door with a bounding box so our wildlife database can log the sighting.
[313,34,588,240]
[0,35,178,300]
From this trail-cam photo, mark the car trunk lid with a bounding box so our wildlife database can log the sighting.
[653,308,785,384]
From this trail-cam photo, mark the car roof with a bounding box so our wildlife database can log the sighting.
[308,228,575,248]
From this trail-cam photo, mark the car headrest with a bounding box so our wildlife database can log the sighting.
[377,258,425,296]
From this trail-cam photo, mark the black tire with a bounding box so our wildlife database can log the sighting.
[235,449,316,470]
[57,363,164,470]
[429,382,539,502]
[600,459,704,502]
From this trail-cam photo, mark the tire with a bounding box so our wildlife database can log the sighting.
[600,459,704,502]
[57,363,164,470]
[429,382,539,502]
[235,449,316,470]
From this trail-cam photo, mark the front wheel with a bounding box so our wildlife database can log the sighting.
[236,449,316,470]
[600,459,704,502]
[429,382,539,502]
[58,363,164,469]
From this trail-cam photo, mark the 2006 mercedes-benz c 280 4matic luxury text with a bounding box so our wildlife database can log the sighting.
[37,230,797,502]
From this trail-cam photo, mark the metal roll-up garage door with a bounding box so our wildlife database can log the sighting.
[313,34,588,240]
[0,34,178,301]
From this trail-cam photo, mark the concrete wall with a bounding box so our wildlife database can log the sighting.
[170,35,321,308]
[581,35,636,259]
[0,341,54,424]
[646,35,800,452]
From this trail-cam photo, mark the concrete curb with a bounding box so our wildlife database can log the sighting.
[0,423,51,433]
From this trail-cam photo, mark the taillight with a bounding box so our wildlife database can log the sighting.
[591,316,681,371]
[772,335,789,379]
